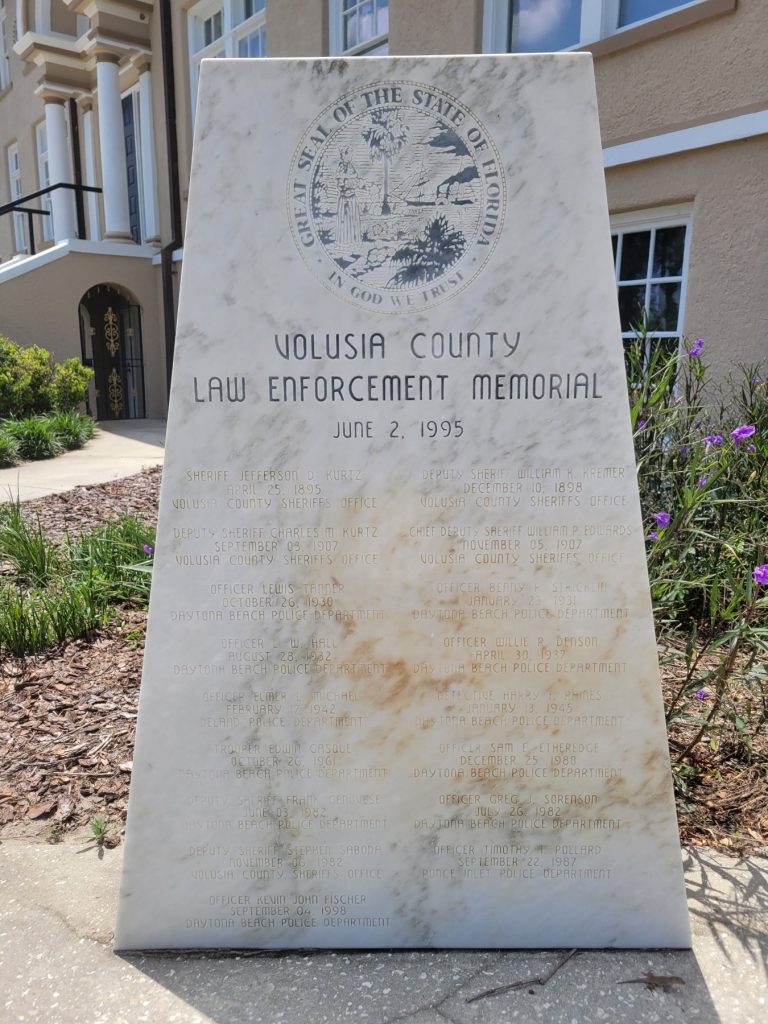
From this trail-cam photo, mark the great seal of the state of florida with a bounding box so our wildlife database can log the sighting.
[287,81,506,314]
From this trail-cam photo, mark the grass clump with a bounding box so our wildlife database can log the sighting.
[0,508,154,656]
[3,417,63,461]
[46,411,96,450]
[0,412,96,466]
[0,430,19,467]
[0,499,61,585]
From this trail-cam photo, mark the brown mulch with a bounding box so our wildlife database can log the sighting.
[0,612,145,844]
[21,465,162,544]
[1,467,766,855]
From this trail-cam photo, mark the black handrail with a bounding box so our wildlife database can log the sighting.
[0,182,103,256]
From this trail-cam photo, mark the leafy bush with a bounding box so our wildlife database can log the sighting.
[51,359,93,412]
[3,417,63,461]
[0,335,93,418]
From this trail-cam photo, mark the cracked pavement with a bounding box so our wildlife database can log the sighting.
[0,843,766,1024]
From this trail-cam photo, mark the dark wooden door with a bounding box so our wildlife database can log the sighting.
[79,286,146,420]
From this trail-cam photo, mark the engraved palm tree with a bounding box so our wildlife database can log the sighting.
[362,109,409,216]
[389,215,466,288]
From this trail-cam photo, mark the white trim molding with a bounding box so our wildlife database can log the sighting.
[0,238,158,286]
[604,108,768,168]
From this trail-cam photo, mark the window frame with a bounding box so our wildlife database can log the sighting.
[187,0,266,116]
[610,204,693,354]
[6,142,27,254]
[329,0,389,56]
[483,0,711,53]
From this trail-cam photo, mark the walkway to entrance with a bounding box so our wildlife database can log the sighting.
[0,420,165,502]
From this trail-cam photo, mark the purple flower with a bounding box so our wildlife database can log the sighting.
[748,443,756,453]
[689,338,704,358]
[637,419,647,430]
[654,512,671,529]
[703,434,723,447]
[752,564,768,586]
[752,376,762,385]
[695,689,709,700]
[698,475,709,489]
[646,531,659,541]
[679,444,691,456]
[731,425,756,445]
[143,544,153,556]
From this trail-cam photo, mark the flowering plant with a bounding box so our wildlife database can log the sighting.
[628,330,768,796]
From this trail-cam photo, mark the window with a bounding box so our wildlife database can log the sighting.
[7,143,26,253]
[484,0,709,52]
[330,0,389,55]
[188,0,266,112]
[0,0,11,90]
[610,208,691,356]
[35,122,54,243]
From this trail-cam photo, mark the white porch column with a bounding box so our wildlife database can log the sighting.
[136,57,159,242]
[82,102,101,240]
[95,52,132,242]
[44,98,77,243]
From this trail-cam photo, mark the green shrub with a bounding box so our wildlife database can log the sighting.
[3,417,63,461]
[0,335,93,418]
[51,359,93,412]
[14,345,54,414]
[47,411,96,450]
[0,429,19,467]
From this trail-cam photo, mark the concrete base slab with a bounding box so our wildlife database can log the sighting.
[0,420,165,503]
[0,842,765,1024]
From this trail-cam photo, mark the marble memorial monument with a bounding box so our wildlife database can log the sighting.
[115,55,691,949]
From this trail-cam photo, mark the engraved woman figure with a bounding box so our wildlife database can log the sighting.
[336,147,362,246]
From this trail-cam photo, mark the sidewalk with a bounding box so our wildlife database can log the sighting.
[0,420,165,503]
[0,841,765,1024]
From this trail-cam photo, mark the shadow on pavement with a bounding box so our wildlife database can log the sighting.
[120,945,722,1024]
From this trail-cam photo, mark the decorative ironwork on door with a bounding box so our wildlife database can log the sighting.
[79,285,146,420]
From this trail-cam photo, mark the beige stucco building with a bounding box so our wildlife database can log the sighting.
[0,0,765,418]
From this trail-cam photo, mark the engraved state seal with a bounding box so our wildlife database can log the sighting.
[288,82,506,314]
